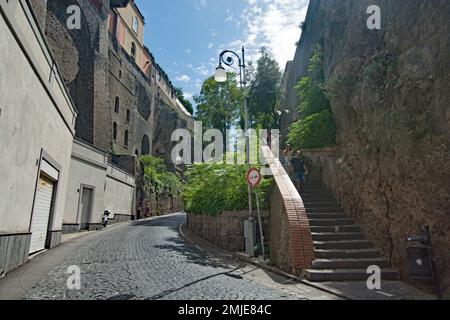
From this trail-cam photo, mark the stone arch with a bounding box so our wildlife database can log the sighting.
[141,135,150,155]
[124,130,129,147]
[113,122,117,140]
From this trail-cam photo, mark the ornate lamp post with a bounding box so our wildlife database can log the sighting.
[214,46,252,217]
[215,47,258,257]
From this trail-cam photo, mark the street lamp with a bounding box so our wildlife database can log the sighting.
[214,46,251,207]
[214,47,256,256]
[214,65,227,83]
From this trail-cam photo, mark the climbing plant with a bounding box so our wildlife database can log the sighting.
[288,44,337,150]
[288,110,336,149]
[140,156,182,196]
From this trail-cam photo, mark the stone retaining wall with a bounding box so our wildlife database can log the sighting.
[187,211,269,253]
[303,147,449,298]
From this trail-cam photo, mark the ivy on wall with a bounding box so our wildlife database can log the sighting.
[288,44,337,150]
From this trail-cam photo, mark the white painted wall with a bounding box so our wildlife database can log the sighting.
[63,141,108,225]
[64,140,136,225]
[0,1,76,233]
[104,166,135,216]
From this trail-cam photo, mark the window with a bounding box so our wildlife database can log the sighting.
[124,130,129,147]
[126,109,131,122]
[141,135,150,155]
[113,122,117,141]
[114,97,120,113]
[132,16,138,33]
[131,42,136,60]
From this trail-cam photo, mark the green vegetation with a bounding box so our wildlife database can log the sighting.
[288,110,336,149]
[182,164,272,216]
[288,44,337,150]
[248,47,282,129]
[194,74,243,134]
[140,156,183,196]
[175,87,194,115]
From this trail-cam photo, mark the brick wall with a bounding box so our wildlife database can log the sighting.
[261,146,316,275]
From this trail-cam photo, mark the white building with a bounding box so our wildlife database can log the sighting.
[0,0,77,273]
[63,139,136,233]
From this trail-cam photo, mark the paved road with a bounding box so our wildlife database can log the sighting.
[22,213,337,300]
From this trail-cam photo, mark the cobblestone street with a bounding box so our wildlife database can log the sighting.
[23,214,338,300]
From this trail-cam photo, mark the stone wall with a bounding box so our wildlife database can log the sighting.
[187,211,269,253]
[28,0,48,30]
[44,0,193,155]
[322,0,449,298]
[280,0,327,141]
[284,0,450,298]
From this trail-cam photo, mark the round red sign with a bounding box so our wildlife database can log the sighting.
[247,168,262,189]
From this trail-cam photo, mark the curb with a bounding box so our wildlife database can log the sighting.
[178,221,350,300]
[232,253,351,300]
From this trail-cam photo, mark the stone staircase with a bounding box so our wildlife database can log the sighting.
[301,180,398,282]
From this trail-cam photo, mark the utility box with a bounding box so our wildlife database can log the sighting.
[244,218,256,257]
[407,245,434,280]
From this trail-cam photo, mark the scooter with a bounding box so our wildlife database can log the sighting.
[102,210,111,228]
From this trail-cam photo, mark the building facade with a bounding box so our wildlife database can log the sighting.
[62,139,136,233]
[0,0,77,273]
[43,0,193,162]
[1,0,188,277]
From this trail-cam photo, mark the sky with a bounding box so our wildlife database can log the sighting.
[135,0,310,107]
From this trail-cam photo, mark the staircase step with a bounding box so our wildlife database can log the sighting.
[312,258,390,269]
[315,249,381,259]
[301,194,336,203]
[309,218,354,226]
[314,240,374,250]
[312,232,365,242]
[310,225,361,233]
[305,269,398,282]
[301,191,334,196]
[304,202,339,208]
[302,190,332,194]
[306,207,345,213]
[307,213,348,220]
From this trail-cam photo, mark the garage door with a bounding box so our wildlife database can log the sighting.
[29,174,55,254]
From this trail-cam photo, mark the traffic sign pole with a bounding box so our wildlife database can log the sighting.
[246,168,265,260]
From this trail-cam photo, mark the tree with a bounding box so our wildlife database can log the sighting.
[288,110,336,149]
[194,74,243,134]
[287,43,336,150]
[248,48,282,129]
[296,44,330,117]
[175,87,194,115]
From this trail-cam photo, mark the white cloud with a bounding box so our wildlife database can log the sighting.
[176,75,191,82]
[184,92,194,100]
[240,0,309,67]
[208,43,214,49]
[194,0,207,10]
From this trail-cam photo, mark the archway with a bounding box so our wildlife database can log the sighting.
[141,135,150,155]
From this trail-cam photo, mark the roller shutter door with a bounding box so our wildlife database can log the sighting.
[29,174,54,254]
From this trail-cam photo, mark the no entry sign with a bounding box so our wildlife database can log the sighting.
[247,168,262,189]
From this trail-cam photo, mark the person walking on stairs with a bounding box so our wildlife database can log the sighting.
[291,150,308,193]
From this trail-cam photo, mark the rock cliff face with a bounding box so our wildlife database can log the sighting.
[291,0,449,297]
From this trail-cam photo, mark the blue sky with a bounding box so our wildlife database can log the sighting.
[135,0,310,106]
